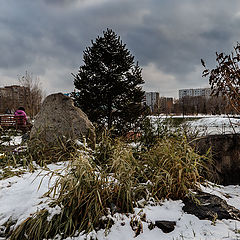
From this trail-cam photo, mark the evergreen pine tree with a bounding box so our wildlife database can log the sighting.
[72,29,145,134]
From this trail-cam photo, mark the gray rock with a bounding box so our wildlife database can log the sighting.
[154,221,176,233]
[30,93,95,146]
[183,192,240,221]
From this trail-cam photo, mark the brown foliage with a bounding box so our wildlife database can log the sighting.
[201,43,240,113]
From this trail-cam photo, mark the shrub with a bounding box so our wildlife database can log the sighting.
[141,136,210,199]
[11,141,140,239]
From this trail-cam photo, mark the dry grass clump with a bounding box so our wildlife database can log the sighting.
[94,129,116,165]
[11,142,140,239]
[11,152,106,239]
[141,136,210,200]
[0,129,31,179]
[27,137,78,166]
[107,140,148,211]
[0,137,78,180]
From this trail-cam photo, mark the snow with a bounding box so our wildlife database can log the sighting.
[201,183,240,210]
[0,163,66,227]
[187,117,240,135]
[1,135,22,146]
[1,164,240,239]
[150,115,240,135]
[66,197,240,240]
[1,115,240,239]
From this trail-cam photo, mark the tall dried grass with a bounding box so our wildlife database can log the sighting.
[141,136,210,199]
[10,127,211,239]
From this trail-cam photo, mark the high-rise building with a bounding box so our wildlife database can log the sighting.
[144,92,160,112]
[179,88,211,99]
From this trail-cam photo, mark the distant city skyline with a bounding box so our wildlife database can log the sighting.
[1,0,240,98]
[179,88,211,99]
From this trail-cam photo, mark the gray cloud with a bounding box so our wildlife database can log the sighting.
[1,0,240,97]
[43,0,78,5]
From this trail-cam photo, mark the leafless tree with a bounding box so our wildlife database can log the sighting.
[18,71,45,118]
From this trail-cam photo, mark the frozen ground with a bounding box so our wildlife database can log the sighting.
[150,115,240,135]
[186,116,240,135]
[0,163,66,228]
[0,165,240,240]
[1,115,240,239]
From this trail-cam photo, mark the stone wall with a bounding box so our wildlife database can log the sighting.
[194,134,240,185]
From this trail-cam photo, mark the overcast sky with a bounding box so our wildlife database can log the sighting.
[1,0,240,98]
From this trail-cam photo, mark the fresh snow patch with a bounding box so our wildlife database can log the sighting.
[149,115,240,135]
[1,166,240,240]
[68,198,240,240]
[187,117,240,135]
[1,135,22,146]
[0,162,66,227]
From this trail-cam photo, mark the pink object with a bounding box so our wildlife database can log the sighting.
[14,110,27,125]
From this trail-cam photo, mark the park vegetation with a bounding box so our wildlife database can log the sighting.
[4,31,240,239]
[6,120,211,240]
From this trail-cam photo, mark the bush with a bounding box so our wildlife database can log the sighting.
[141,136,210,199]
[11,142,139,239]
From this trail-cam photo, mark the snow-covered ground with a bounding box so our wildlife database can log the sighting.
[0,135,22,146]
[186,116,240,135]
[150,115,240,135]
[0,163,66,229]
[1,115,240,239]
[0,164,240,240]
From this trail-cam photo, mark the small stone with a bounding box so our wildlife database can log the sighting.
[154,220,176,233]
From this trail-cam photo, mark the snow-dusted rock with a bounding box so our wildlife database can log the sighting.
[183,192,240,221]
[30,93,95,146]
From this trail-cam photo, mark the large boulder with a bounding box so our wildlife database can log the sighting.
[30,93,95,146]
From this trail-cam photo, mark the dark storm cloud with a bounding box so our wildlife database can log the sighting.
[1,0,240,97]
[125,0,239,72]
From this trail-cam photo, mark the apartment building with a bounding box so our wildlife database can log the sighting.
[0,85,28,113]
[144,92,160,112]
[179,88,211,99]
